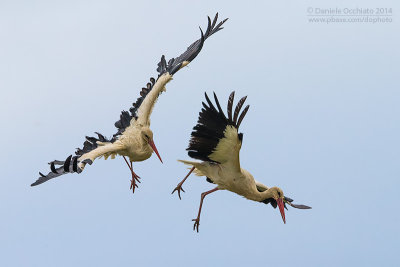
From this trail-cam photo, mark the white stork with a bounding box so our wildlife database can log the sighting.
[173,91,311,232]
[31,14,228,193]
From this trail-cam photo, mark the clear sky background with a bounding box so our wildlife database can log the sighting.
[1,0,399,266]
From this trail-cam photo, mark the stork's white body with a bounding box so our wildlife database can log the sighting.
[179,161,275,202]
[77,74,173,170]
[179,124,276,202]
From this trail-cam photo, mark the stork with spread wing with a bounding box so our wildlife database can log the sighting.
[173,91,311,232]
[31,14,228,193]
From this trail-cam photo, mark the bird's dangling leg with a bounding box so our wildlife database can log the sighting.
[172,166,195,200]
[192,187,219,232]
[123,156,141,194]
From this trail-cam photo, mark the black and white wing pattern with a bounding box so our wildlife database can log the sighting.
[110,13,228,138]
[31,133,122,186]
[157,13,228,76]
[187,91,250,171]
[31,14,227,187]
[134,13,228,126]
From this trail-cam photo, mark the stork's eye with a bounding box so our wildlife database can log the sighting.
[278,191,281,197]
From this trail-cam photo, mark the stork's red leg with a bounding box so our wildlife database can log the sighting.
[172,167,195,200]
[129,161,141,193]
[192,187,219,232]
[123,156,141,194]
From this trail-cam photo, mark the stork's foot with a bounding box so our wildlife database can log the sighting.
[130,173,141,194]
[192,218,200,232]
[171,183,185,200]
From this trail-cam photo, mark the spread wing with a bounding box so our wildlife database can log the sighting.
[31,133,124,186]
[115,13,228,130]
[187,91,250,172]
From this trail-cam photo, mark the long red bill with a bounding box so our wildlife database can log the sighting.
[149,139,163,163]
[277,198,286,224]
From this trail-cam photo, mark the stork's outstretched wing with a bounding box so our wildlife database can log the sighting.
[31,135,124,186]
[116,13,228,128]
[187,91,250,172]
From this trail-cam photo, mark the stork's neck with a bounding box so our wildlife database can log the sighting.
[259,188,275,200]
[252,186,277,202]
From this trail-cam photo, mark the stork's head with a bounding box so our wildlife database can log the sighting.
[141,128,163,163]
[271,187,286,224]
[260,186,312,224]
[260,186,286,224]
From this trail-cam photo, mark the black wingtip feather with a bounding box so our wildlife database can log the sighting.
[236,105,250,129]
[50,162,57,174]
[227,91,235,122]
[233,96,247,125]
[63,155,72,172]
[198,27,205,53]
[205,16,212,37]
[211,13,218,29]
[33,152,93,187]
[204,92,217,113]
[72,157,78,172]
[160,13,227,76]
[213,92,226,120]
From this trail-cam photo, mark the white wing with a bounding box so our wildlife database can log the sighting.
[135,72,172,126]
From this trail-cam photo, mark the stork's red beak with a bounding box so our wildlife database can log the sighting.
[149,139,163,163]
[277,198,286,224]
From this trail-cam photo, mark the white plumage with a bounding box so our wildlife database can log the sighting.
[173,91,311,232]
[32,14,228,193]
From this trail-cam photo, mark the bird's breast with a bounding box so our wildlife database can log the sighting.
[118,132,152,162]
[131,145,152,162]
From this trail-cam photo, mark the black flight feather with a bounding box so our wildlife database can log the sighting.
[50,162,57,174]
[63,155,72,172]
[159,13,228,76]
[227,91,234,122]
[233,96,247,125]
[187,91,249,163]
[72,157,78,172]
[237,105,250,129]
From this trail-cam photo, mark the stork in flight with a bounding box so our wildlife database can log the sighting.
[31,14,228,193]
[172,91,311,232]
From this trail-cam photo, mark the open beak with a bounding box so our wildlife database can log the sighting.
[277,198,286,224]
[149,139,163,163]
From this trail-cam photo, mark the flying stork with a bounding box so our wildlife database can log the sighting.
[31,14,228,193]
[172,91,311,232]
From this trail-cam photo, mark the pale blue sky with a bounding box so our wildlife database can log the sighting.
[1,0,399,266]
